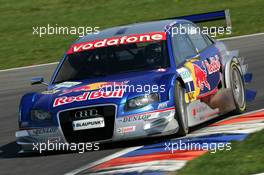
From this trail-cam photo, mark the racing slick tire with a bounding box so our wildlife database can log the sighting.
[174,81,189,136]
[230,61,246,114]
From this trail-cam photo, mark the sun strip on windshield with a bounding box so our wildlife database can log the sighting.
[66,32,166,54]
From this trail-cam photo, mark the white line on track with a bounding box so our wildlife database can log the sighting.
[64,146,143,175]
[0,62,58,73]
[0,32,264,72]
[219,32,264,41]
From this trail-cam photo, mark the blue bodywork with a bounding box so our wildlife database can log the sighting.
[20,69,178,128]
[17,19,255,148]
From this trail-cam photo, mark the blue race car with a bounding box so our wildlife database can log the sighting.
[16,11,254,152]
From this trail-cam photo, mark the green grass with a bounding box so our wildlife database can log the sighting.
[0,0,264,69]
[178,129,264,175]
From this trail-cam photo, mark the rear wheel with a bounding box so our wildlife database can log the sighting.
[230,62,246,113]
[174,81,189,136]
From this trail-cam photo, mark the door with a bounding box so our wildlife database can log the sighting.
[185,23,222,98]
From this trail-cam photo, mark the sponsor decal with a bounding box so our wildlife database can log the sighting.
[199,109,219,121]
[42,89,60,95]
[158,102,168,109]
[55,81,81,88]
[72,117,105,131]
[53,92,89,107]
[117,126,136,134]
[183,61,201,100]
[32,128,57,135]
[193,64,210,91]
[119,107,175,122]
[177,67,192,83]
[88,89,124,100]
[183,55,221,100]
[185,91,196,103]
[203,55,221,74]
[121,114,151,123]
[53,89,124,107]
[192,105,208,116]
[67,32,166,54]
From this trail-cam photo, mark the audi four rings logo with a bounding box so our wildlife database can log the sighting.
[75,109,100,119]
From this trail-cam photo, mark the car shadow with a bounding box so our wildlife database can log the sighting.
[0,141,79,159]
[0,137,173,159]
[0,141,22,158]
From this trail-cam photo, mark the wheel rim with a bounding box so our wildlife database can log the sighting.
[232,67,245,108]
[178,85,188,131]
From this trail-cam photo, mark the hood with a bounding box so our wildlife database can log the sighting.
[31,68,175,112]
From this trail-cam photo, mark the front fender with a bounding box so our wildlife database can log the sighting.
[19,92,38,122]
[215,41,246,87]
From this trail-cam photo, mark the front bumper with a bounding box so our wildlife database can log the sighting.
[16,107,178,152]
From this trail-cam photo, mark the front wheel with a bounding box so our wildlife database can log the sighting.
[230,62,246,113]
[174,81,189,136]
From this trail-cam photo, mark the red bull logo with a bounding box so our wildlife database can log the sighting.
[54,89,124,107]
[203,55,221,75]
[193,64,210,91]
[89,89,124,100]
[54,92,89,107]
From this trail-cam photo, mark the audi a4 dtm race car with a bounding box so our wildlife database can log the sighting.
[16,12,255,152]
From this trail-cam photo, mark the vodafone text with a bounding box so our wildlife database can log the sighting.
[67,32,166,54]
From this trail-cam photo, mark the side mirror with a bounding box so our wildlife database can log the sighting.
[31,77,48,86]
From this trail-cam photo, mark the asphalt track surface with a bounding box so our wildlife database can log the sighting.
[0,34,264,175]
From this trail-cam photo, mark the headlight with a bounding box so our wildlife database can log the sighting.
[31,110,52,121]
[126,93,159,110]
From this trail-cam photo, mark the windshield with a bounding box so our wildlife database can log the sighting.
[53,41,170,83]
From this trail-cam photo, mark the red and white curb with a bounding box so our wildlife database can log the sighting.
[65,109,264,175]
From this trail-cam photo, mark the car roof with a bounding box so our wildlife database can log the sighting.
[75,19,185,44]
